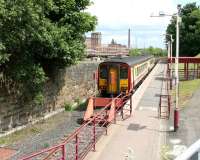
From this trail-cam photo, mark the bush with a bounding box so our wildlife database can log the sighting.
[43,143,50,148]
[33,92,44,106]
[64,102,73,111]
[0,0,97,102]
[74,98,80,105]
[75,100,88,111]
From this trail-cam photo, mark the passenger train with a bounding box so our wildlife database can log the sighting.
[98,55,155,96]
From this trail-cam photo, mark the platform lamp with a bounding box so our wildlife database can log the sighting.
[174,4,181,131]
[163,33,174,89]
[151,4,182,131]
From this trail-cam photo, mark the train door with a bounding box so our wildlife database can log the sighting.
[108,66,118,94]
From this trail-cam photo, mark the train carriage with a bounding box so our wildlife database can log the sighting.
[84,55,155,121]
[98,55,155,96]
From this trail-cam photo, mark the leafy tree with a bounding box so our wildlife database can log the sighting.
[166,2,200,56]
[129,48,142,56]
[144,47,167,57]
[111,39,117,45]
[129,46,166,57]
[145,46,154,55]
[0,0,97,101]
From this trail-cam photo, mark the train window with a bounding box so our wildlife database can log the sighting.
[120,67,128,79]
[135,68,138,76]
[100,66,107,79]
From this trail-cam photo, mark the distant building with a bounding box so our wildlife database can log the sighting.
[85,37,92,49]
[85,32,129,56]
[108,43,127,49]
[91,32,101,49]
[85,32,102,49]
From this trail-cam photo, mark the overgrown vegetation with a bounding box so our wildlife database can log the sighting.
[129,47,167,57]
[0,0,97,103]
[0,126,43,145]
[0,112,69,145]
[43,142,50,148]
[166,2,200,56]
[64,99,87,111]
[74,98,81,105]
[64,102,73,111]
[75,100,87,111]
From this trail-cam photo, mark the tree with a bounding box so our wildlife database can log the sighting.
[129,48,142,56]
[0,0,97,101]
[144,47,167,57]
[129,46,167,57]
[111,39,117,45]
[166,2,200,56]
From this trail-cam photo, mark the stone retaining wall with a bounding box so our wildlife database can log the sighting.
[0,60,99,132]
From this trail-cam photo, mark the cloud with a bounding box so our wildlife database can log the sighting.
[87,0,176,27]
[86,0,177,48]
[95,25,166,48]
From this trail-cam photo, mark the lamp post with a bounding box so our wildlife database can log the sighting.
[174,4,181,131]
[151,4,181,131]
[163,33,174,88]
[167,41,170,59]
[170,35,173,80]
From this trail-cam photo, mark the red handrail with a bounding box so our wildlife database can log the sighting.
[20,93,131,160]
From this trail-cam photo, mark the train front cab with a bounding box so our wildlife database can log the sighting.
[98,63,130,96]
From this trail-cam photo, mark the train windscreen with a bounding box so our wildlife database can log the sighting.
[100,66,108,79]
[120,67,128,79]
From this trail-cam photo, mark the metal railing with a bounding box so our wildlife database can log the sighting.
[20,93,132,160]
[158,64,171,119]
[171,69,200,81]
[175,139,200,160]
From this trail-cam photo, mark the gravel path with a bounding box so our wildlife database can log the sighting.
[9,111,84,159]
[8,110,107,160]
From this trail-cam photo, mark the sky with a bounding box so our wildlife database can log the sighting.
[86,0,200,48]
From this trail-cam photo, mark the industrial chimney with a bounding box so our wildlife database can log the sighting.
[128,28,131,49]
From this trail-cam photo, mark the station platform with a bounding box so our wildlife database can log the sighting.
[85,62,168,160]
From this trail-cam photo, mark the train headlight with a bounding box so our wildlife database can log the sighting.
[121,87,128,91]
[100,86,106,90]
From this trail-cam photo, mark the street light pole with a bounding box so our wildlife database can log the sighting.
[162,33,173,88]
[151,5,181,132]
[170,36,173,79]
[170,36,173,89]
[174,4,181,131]
[167,41,170,72]
[167,41,170,59]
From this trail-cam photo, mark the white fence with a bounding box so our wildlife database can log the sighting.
[175,139,200,160]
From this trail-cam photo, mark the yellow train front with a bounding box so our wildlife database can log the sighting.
[98,55,155,96]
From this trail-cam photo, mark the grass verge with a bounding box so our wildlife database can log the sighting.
[0,126,43,146]
[171,63,196,70]
[0,99,87,146]
[172,79,200,108]
[0,111,71,146]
